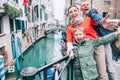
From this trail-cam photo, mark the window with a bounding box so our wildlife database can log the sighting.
[9,18,14,33]
[102,12,108,18]
[45,13,48,21]
[34,5,39,18]
[0,18,3,34]
[28,8,30,12]
[26,21,27,29]
[40,8,42,19]
[15,19,21,31]
[22,20,25,34]
[24,5,27,13]
[13,0,19,3]
[16,0,18,3]
[21,20,27,34]
[104,0,111,5]
[32,7,34,22]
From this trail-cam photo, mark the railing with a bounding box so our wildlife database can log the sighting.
[21,55,74,80]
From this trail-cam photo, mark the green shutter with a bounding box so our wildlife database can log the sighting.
[26,21,27,29]
[16,0,18,3]
[9,18,14,32]
[15,20,21,30]
[40,8,42,19]
[45,13,48,21]
[34,5,38,18]
[0,18,2,34]
[22,20,25,34]
[25,5,27,13]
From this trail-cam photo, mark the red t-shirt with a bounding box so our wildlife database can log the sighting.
[67,16,98,42]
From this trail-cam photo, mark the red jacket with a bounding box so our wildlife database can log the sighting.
[67,16,98,42]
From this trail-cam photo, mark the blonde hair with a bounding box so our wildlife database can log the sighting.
[73,27,84,34]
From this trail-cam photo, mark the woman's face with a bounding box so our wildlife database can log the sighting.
[68,6,80,20]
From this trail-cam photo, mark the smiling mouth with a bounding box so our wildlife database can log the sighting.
[85,9,89,11]
[77,38,82,41]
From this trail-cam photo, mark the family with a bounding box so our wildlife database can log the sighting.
[66,1,120,80]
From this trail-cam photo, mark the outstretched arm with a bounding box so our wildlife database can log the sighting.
[114,28,120,49]
[88,8,118,30]
[93,27,120,47]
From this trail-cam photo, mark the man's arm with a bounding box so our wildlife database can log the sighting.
[88,8,102,25]
[88,8,117,30]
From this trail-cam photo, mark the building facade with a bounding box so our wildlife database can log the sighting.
[0,0,55,67]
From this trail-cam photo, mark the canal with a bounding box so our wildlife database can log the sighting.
[6,30,68,80]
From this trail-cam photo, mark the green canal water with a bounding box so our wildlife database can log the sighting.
[6,31,69,80]
[20,33,55,69]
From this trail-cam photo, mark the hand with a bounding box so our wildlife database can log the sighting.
[55,64,60,70]
[101,14,118,30]
[69,50,75,59]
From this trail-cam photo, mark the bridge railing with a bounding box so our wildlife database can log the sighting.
[20,55,74,80]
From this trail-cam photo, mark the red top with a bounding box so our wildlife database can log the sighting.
[66,16,98,42]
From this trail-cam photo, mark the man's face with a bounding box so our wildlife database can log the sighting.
[73,30,85,43]
[68,6,80,20]
[81,1,91,15]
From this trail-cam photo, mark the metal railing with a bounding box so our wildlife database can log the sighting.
[21,55,74,80]
[36,55,72,80]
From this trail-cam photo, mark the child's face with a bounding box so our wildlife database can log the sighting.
[73,30,85,43]
[81,1,91,15]
[68,6,80,20]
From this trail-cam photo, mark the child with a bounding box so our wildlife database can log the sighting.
[71,27,120,80]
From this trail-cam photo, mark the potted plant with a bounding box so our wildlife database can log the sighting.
[0,49,8,64]
[3,3,22,18]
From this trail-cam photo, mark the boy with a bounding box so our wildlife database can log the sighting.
[71,27,120,80]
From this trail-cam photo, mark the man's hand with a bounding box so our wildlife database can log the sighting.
[69,49,75,59]
[101,14,118,30]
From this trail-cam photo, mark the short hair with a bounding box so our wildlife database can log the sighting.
[81,0,91,5]
[73,27,84,34]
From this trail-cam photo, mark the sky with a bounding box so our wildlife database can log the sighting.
[54,0,65,20]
